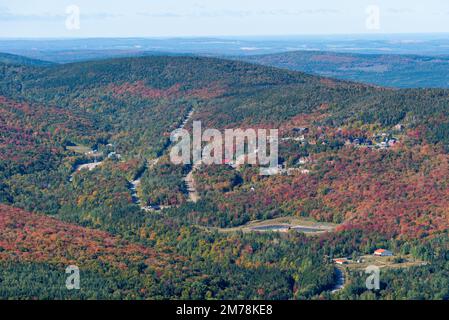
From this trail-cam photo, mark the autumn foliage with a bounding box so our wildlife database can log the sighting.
[0,204,178,271]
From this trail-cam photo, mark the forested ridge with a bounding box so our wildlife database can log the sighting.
[0,52,53,67]
[238,50,449,88]
[0,55,447,299]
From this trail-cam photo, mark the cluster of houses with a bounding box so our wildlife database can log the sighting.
[333,249,394,265]
[105,143,122,160]
[221,124,403,175]
[281,127,309,143]
[84,149,104,163]
[107,151,122,160]
[275,164,310,175]
[281,131,400,151]
[345,134,398,150]
[281,136,306,143]
[83,143,122,161]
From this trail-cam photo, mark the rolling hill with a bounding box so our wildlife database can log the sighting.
[238,51,449,88]
[0,54,448,300]
[0,52,53,67]
[1,55,449,232]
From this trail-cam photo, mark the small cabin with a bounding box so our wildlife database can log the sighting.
[333,258,348,265]
[373,249,393,257]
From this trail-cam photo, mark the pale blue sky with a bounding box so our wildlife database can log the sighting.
[1,0,449,38]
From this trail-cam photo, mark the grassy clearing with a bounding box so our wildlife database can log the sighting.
[205,216,338,235]
[344,255,428,271]
[66,145,92,154]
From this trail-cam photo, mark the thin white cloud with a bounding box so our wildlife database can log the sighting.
[0,5,122,22]
[387,8,415,14]
[0,12,63,22]
[138,8,340,18]
[1,0,449,37]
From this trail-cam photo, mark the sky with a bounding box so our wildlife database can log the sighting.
[1,0,449,38]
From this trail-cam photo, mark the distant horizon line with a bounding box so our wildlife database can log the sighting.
[1,32,449,41]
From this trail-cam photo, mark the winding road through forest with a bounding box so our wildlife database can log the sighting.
[129,158,160,211]
[184,161,200,203]
[70,108,198,211]
[129,108,199,211]
[331,267,346,294]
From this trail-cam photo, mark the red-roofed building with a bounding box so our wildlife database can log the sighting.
[373,249,393,257]
[333,258,348,265]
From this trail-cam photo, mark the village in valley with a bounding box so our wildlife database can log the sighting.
[269,122,407,176]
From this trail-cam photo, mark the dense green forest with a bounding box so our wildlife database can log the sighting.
[0,55,448,300]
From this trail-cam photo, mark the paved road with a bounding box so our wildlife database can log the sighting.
[130,108,196,209]
[184,162,201,203]
[331,267,346,293]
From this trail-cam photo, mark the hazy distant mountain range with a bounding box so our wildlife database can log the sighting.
[1,36,449,88]
[2,35,449,56]
[0,52,53,66]
[237,51,449,88]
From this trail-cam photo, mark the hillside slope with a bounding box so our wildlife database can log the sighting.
[0,204,189,299]
[0,54,448,300]
[238,51,449,88]
[0,52,53,66]
[1,56,449,232]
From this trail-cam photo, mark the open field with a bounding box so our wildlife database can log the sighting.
[66,145,93,154]
[206,216,337,235]
[342,255,428,271]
